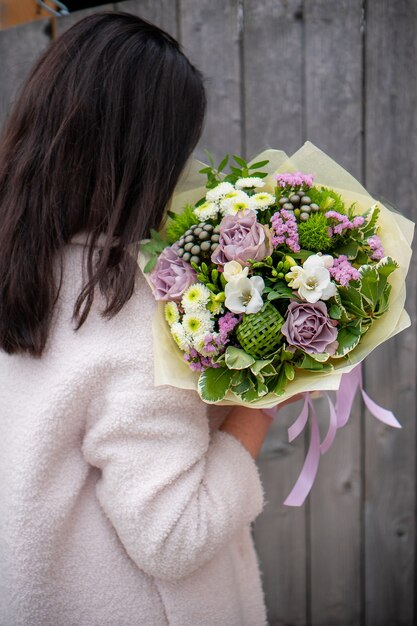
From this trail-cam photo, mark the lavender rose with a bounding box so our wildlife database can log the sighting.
[281,301,339,355]
[211,209,272,267]
[150,245,197,301]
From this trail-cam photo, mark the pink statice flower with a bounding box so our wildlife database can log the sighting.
[218,312,241,341]
[183,348,221,372]
[326,211,365,237]
[367,235,385,260]
[329,255,360,286]
[270,209,300,252]
[275,171,314,189]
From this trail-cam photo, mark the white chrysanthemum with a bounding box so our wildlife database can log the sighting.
[164,301,180,326]
[249,192,275,210]
[170,322,191,351]
[181,283,211,311]
[235,177,265,190]
[193,200,219,221]
[182,311,214,337]
[206,182,235,202]
[219,190,251,215]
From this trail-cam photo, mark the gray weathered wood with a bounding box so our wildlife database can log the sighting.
[364,1,417,625]
[254,401,308,626]
[303,2,364,624]
[115,0,177,35]
[0,18,50,132]
[55,3,116,35]
[244,0,304,158]
[180,0,242,163]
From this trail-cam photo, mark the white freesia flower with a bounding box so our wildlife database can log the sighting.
[182,311,214,337]
[287,253,336,303]
[225,275,265,314]
[249,192,275,211]
[193,200,219,221]
[170,322,191,351]
[181,283,211,311]
[206,181,235,202]
[235,177,265,190]
[223,260,249,283]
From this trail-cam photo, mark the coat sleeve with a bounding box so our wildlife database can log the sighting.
[81,356,265,582]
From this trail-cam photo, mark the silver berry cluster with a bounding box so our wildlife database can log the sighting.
[177,223,220,265]
[279,191,320,221]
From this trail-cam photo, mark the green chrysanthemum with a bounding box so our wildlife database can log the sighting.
[298,212,334,252]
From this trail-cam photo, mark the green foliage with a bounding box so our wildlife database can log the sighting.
[199,152,269,189]
[198,367,234,402]
[225,346,255,370]
[190,261,223,295]
[308,186,346,214]
[360,204,381,239]
[165,203,198,244]
[139,229,170,273]
[298,212,334,252]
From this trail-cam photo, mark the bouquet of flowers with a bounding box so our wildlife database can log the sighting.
[139,142,414,504]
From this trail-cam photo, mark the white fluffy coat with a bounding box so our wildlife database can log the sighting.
[0,235,268,626]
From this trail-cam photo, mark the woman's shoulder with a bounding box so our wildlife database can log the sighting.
[51,240,156,364]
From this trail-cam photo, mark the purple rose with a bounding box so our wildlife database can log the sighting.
[281,301,339,355]
[150,245,197,301]
[211,210,272,267]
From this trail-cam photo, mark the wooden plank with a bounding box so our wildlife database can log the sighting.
[115,0,177,35]
[253,402,308,626]
[303,2,364,624]
[244,0,304,158]
[305,0,363,177]
[0,18,51,131]
[364,1,417,624]
[180,0,242,163]
[55,3,116,35]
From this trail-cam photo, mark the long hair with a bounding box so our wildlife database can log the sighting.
[0,11,206,357]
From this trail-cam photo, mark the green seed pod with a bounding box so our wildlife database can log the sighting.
[191,245,200,255]
[177,248,184,256]
[300,212,310,221]
[204,224,213,231]
[184,242,193,252]
[183,252,191,262]
[211,243,218,252]
[290,194,300,205]
[200,241,211,252]
[211,234,220,243]
[184,235,193,243]
[279,197,289,205]
[300,196,311,205]
[278,272,284,279]
[294,208,301,217]
[190,255,200,264]
[198,231,210,240]
[194,228,202,236]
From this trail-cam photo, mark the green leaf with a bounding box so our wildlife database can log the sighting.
[336,241,359,260]
[335,324,362,356]
[329,304,342,320]
[299,353,327,370]
[359,266,380,308]
[374,256,398,277]
[361,204,380,238]
[272,366,288,396]
[198,367,234,402]
[267,283,294,300]
[241,387,262,402]
[259,363,277,377]
[284,362,295,380]
[250,359,273,376]
[143,257,157,273]
[218,154,229,171]
[249,159,269,169]
[249,172,268,178]
[225,346,256,370]
[233,154,247,168]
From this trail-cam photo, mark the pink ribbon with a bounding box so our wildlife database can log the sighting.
[272,363,401,507]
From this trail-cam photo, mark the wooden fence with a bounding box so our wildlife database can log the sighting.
[1,2,416,624]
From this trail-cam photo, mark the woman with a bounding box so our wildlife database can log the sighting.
[0,12,282,626]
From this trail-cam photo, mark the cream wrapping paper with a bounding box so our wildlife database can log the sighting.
[138,141,414,408]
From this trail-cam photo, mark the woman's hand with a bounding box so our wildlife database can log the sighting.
[219,394,303,460]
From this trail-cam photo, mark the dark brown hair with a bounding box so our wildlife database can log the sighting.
[0,11,206,357]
